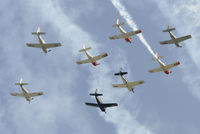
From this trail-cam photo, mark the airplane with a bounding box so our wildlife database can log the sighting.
[85,89,118,113]
[149,53,180,74]
[160,25,192,47]
[10,78,43,103]
[26,27,62,53]
[76,45,108,66]
[109,18,142,43]
[112,68,144,92]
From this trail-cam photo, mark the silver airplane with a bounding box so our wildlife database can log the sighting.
[26,27,62,53]
[112,68,144,92]
[77,45,108,66]
[160,25,192,47]
[10,78,43,103]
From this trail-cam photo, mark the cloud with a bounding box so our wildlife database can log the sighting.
[111,0,156,58]
[0,0,154,134]
[154,0,200,101]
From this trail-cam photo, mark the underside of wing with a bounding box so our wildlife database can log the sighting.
[92,53,108,61]
[165,61,180,70]
[28,92,43,97]
[160,39,175,45]
[112,83,126,88]
[109,30,141,40]
[10,93,25,97]
[175,35,192,43]
[44,43,62,48]
[101,103,118,108]
[76,59,91,64]
[85,103,99,107]
[149,67,163,73]
[127,80,144,87]
[26,43,42,48]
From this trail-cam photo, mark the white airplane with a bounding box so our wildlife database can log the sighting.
[10,78,43,103]
[112,69,144,92]
[149,53,180,74]
[109,18,142,43]
[160,25,192,47]
[26,27,62,53]
[76,45,108,66]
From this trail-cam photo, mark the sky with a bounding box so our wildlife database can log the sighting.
[0,0,200,134]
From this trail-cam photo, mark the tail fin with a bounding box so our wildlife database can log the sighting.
[152,53,164,61]
[79,45,91,52]
[162,25,176,32]
[112,18,125,27]
[32,27,46,35]
[89,89,103,96]
[15,78,28,86]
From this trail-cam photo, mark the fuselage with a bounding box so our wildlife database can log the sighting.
[169,31,181,47]
[118,26,131,43]
[120,75,133,92]
[156,59,171,74]
[37,35,48,53]
[95,96,105,112]
[20,85,31,102]
[84,51,99,66]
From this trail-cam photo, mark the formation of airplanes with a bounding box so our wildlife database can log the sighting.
[10,19,192,113]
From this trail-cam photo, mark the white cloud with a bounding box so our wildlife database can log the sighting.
[154,0,200,101]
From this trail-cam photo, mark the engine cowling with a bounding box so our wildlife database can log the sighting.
[164,70,170,74]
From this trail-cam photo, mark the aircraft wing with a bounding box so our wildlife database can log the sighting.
[174,35,192,43]
[28,92,43,97]
[149,67,163,73]
[10,93,25,97]
[26,43,42,48]
[77,59,91,64]
[92,53,108,61]
[112,84,126,88]
[44,43,62,48]
[127,80,144,87]
[85,103,99,107]
[165,61,180,70]
[109,30,141,39]
[160,39,175,45]
[102,103,118,107]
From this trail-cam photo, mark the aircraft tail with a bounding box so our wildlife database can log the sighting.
[89,89,103,96]
[32,27,46,35]
[114,71,128,76]
[112,18,125,27]
[152,53,164,61]
[163,25,176,32]
[79,45,91,52]
[15,78,28,86]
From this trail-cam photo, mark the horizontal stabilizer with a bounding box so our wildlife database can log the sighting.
[32,32,46,35]
[15,83,28,85]
[163,28,176,32]
[112,22,125,27]
[89,93,103,96]
[79,47,91,52]
[114,72,128,76]
[152,56,164,61]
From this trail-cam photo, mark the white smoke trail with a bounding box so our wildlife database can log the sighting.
[111,0,156,58]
